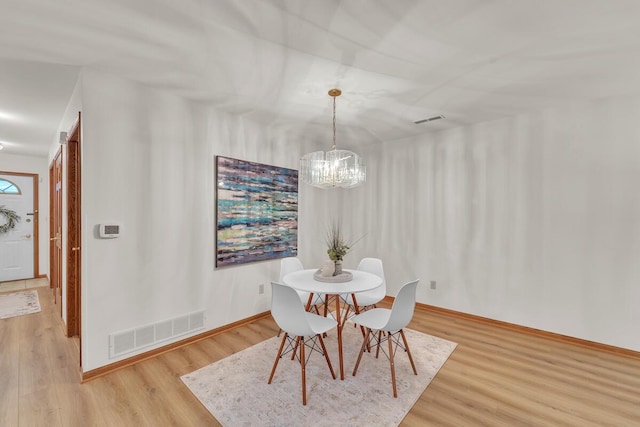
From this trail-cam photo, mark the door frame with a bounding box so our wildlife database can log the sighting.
[66,114,81,345]
[0,171,39,279]
[49,151,63,315]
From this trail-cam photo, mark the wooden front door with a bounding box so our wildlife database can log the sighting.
[0,172,38,281]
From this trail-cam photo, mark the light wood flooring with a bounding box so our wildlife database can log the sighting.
[1,286,639,426]
[0,277,49,293]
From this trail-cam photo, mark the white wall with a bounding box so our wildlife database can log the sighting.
[0,153,50,277]
[51,76,83,324]
[352,95,640,352]
[74,68,640,371]
[78,69,306,370]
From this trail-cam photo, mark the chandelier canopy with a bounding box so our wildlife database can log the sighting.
[300,89,366,189]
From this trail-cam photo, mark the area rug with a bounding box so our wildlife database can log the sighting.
[181,323,457,426]
[0,289,41,319]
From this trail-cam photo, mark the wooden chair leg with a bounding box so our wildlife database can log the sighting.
[305,293,314,311]
[348,298,368,348]
[352,328,371,376]
[272,333,334,405]
[291,336,301,360]
[300,335,307,405]
[388,330,397,398]
[340,306,347,328]
[340,304,351,329]
[375,330,383,358]
[317,334,336,379]
[400,329,417,375]
[268,333,288,384]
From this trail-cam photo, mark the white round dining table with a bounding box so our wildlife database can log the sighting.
[282,268,382,380]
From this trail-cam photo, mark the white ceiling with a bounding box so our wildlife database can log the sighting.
[2,0,640,157]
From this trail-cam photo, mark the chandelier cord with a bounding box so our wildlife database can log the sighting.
[332,94,337,151]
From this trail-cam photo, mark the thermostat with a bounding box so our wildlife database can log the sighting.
[99,224,120,238]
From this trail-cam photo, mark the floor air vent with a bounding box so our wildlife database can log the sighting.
[109,310,206,358]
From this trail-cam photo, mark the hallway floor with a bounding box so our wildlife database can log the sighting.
[0,277,49,294]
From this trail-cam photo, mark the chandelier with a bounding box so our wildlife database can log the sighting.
[300,89,366,188]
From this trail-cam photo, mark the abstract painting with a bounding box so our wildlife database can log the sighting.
[215,156,298,267]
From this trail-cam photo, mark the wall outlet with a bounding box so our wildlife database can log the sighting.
[258,283,265,294]
[430,280,437,290]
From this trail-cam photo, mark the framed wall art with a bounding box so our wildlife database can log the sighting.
[215,156,298,268]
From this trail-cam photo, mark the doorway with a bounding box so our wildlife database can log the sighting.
[48,112,82,369]
[0,172,39,282]
[66,114,81,342]
[49,151,63,315]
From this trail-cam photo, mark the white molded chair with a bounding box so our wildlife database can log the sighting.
[340,257,386,327]
[280,257,324,311]
[268,282,337,405]
[351,279,420,397]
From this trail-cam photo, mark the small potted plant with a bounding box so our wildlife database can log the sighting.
[325,221,351,275]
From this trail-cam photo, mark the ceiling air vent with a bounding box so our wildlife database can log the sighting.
[414,115,445,125]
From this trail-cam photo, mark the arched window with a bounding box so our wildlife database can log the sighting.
[0,178,21,194]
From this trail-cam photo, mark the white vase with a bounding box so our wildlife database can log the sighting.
[320,260,335,277]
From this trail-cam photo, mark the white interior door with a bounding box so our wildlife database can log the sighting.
[0,174,35,282]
